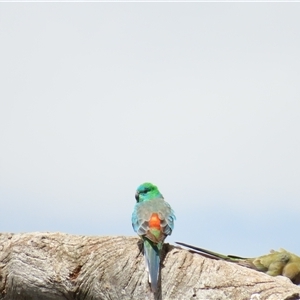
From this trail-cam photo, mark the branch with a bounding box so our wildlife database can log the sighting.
[0,232,299,300]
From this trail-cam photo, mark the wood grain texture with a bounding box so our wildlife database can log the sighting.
[0,232,299,300]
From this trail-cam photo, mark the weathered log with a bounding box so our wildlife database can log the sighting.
[0,232,299,300]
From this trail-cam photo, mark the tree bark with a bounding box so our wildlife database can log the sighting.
[0,232,299,300]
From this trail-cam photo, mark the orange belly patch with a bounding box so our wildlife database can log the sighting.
[149,213,161,230]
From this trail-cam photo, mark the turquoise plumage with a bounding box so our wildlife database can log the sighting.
[132,182,175,292]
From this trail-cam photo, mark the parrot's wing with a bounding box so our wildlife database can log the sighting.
[132,198,175,238]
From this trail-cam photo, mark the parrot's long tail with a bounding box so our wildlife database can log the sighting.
[176,241,246,261]
[144,239,160,292]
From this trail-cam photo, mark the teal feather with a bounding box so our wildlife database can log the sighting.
[144,239,161,292]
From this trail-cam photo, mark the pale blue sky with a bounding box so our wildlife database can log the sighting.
[1,3,299,257]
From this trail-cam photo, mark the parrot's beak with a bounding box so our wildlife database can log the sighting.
[135,192,139,202]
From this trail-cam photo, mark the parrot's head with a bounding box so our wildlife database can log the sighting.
[135,182,163,203]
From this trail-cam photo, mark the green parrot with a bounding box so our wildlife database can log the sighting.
[132,183,176,292]
[176,241,300,285]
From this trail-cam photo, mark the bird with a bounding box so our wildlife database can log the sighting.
[132,182,176,292]
[176,241,300,285]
